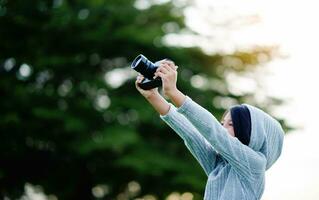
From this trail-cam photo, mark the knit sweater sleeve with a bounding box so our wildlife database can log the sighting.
[160,103,218,176]
[175,96,266,178]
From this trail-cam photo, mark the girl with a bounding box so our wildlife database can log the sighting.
[135,60,284,200]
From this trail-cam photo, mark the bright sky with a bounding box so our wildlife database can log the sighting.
[186,0,319,199]
[19,1,319,199]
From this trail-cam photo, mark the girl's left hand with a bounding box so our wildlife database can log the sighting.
[153,60,178,97]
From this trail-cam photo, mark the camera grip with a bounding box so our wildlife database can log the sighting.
[138,77,162,90]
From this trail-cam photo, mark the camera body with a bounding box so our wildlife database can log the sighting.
[131,54,162,90]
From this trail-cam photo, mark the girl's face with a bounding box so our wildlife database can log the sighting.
[221,112,235,137]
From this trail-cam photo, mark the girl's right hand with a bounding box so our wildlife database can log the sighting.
[135,74,159,99]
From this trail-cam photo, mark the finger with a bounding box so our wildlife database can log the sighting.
[154,59,165,66]
[136,76,142,82]
[153,74,159,79]
[163,59,175,65]
[135,78,141,84]
[161,64,177,77]
[153,71,166,79]
[137,77,144,83]
[153,72,159,79]
[162,60,177,71]
[162,59,175,65]
[135,79,140,87]
[136,74,143,79]
[135,79,143,89]
[161,63,174,72]
[156,65,170,74]
[155,71,166,79]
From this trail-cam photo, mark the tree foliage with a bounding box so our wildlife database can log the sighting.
[0,0,285,199]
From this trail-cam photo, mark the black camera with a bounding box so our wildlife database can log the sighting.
[131,54,162,90]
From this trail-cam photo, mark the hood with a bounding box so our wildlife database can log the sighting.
[244,104,285,170]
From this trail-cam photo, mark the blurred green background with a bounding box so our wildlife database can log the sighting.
[0,0,288,199]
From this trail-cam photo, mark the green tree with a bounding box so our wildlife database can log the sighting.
[0,0,286,199]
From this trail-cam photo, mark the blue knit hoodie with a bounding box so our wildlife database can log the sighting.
[160,96,284,200]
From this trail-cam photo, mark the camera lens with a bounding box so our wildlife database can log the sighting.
[131,54,157,79]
